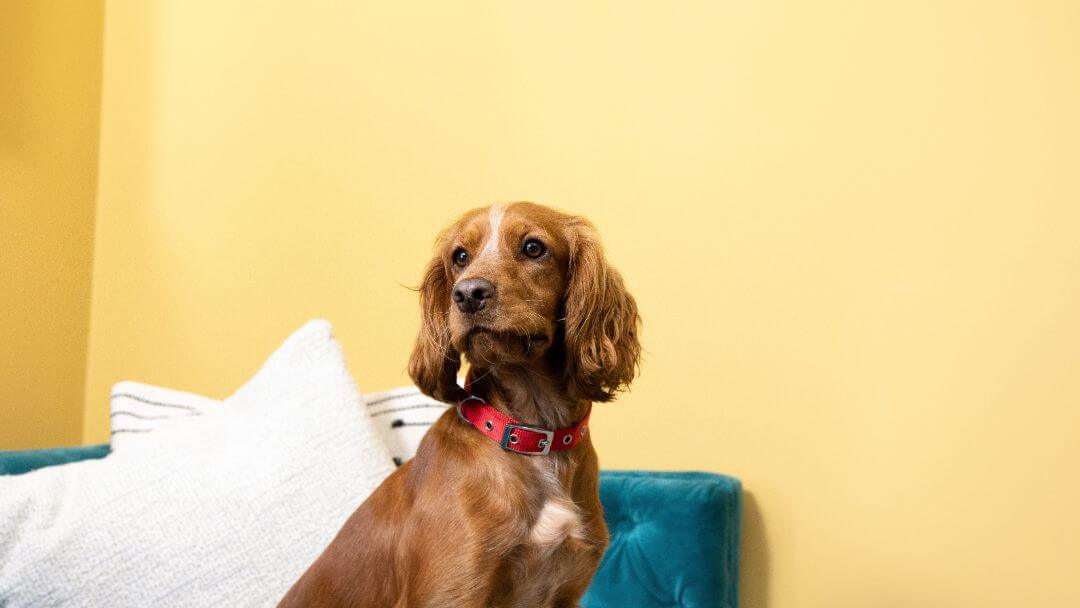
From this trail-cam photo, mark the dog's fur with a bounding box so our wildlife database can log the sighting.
[279,202,640,608]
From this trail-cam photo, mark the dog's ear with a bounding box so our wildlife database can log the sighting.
[408,251,466,404]
[562,218,641,402]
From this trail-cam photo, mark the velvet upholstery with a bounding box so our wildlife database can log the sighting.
[585,471,741,608]
[0,449,741,606]
[0,444,110,476]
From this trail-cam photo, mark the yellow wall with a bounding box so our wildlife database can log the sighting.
[84,2,1079,606]
[0,1,103,449]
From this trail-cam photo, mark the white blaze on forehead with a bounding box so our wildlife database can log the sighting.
[477,204,507,261]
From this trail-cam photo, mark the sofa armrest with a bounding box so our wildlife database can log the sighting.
[0,444,110,476]
[585,470,742,608]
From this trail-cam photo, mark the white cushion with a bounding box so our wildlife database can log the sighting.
[0,320,395,607]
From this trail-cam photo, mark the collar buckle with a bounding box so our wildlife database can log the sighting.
[501,423,554,455]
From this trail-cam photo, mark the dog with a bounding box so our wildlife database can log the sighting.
[279,202,640,607]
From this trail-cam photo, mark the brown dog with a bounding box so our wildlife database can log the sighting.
[279,202,640,608]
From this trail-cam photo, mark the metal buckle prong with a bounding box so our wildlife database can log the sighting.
[501,423,554,455]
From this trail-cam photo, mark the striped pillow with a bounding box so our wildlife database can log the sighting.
[109,382,221,449]
[109,381,451,464]
[363,386,450,466]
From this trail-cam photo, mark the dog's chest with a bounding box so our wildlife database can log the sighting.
[523,462,585,550]
[529,498,584,549]
[478,461,605,607]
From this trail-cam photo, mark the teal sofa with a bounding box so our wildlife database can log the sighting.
[1,446,741,607]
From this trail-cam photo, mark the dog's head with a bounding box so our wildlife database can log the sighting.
[409,202,641,404]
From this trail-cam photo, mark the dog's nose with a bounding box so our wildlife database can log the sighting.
[453,278,494,314]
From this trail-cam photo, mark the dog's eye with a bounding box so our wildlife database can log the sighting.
[452,248,469,267]
[522,239,546,259]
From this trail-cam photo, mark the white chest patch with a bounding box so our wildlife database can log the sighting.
[529,499,584,549]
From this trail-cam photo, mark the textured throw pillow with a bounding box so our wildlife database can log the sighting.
[0,320,395,607]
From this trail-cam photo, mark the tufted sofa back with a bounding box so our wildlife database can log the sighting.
[584,471,742,608]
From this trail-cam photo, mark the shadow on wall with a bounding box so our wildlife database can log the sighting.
[0,2,32,147]
[0,1,103,450]
[741,491,770,608]
[79,0,158,439]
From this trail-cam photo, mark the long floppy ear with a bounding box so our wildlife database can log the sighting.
[563,218,642,402]
[408,254,466,403]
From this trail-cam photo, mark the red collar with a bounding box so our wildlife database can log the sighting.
[455,370,591,456]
